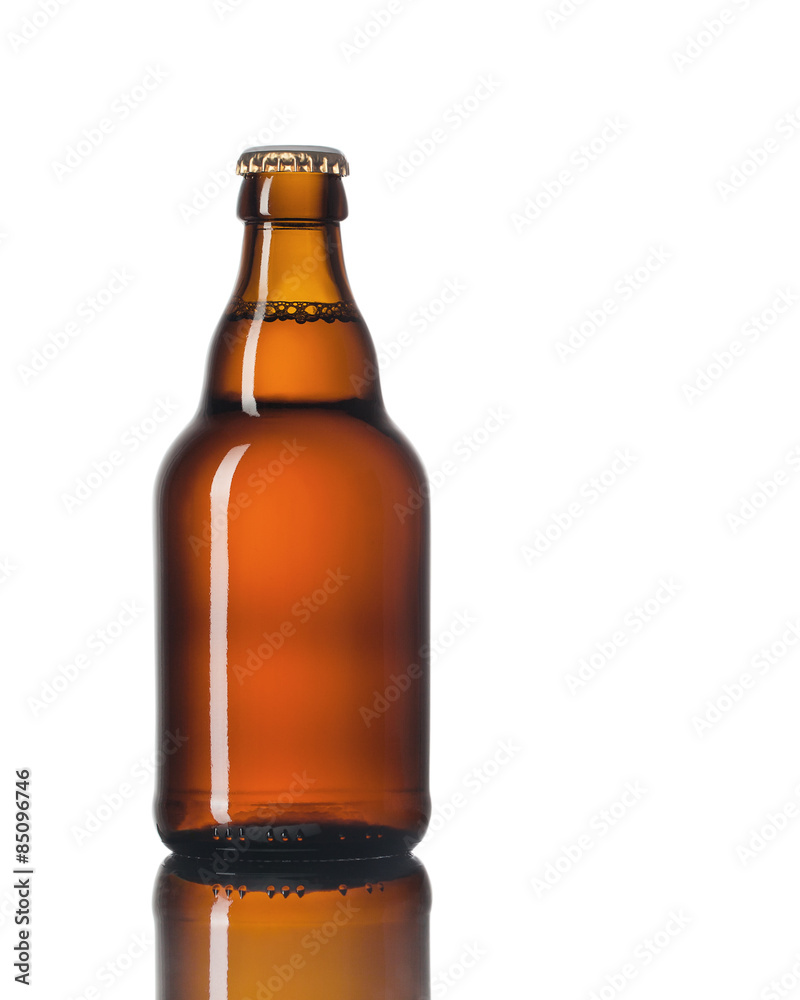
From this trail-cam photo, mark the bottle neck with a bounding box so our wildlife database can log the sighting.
[231,223,353,306]
[202,173,382,413]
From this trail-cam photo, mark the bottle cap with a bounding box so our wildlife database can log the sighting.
[237,145,349,176]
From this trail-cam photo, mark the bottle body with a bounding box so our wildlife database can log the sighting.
[155,398,430,855]
[155,156,430,857]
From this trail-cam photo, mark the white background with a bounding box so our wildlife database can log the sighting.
[4,0,800,997]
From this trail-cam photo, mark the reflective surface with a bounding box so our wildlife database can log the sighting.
[154,853,431,999]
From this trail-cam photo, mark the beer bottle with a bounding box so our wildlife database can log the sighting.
[155,147,430,856]
[154,853,431,999]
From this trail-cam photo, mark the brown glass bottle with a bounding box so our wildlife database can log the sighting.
[154,853,431,999]
[155,147,430,857]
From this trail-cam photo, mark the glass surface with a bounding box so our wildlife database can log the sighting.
[155,170,430,856]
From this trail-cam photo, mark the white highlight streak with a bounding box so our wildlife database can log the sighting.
[241,229,270,417]
[209,891,232,998]
[209,443,250,826]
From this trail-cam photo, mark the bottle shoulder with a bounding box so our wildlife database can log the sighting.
[157,402,427,498]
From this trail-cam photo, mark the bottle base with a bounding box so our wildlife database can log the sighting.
[159,820,420,860]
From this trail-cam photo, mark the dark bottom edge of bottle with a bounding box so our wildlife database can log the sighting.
[159,820,420,861]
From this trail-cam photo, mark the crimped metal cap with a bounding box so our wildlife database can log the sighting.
[236,145,349,176]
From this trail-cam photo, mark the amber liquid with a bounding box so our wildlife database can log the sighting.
[155,172,430,857]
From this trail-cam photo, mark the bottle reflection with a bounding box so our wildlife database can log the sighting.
[154,853,430,999]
